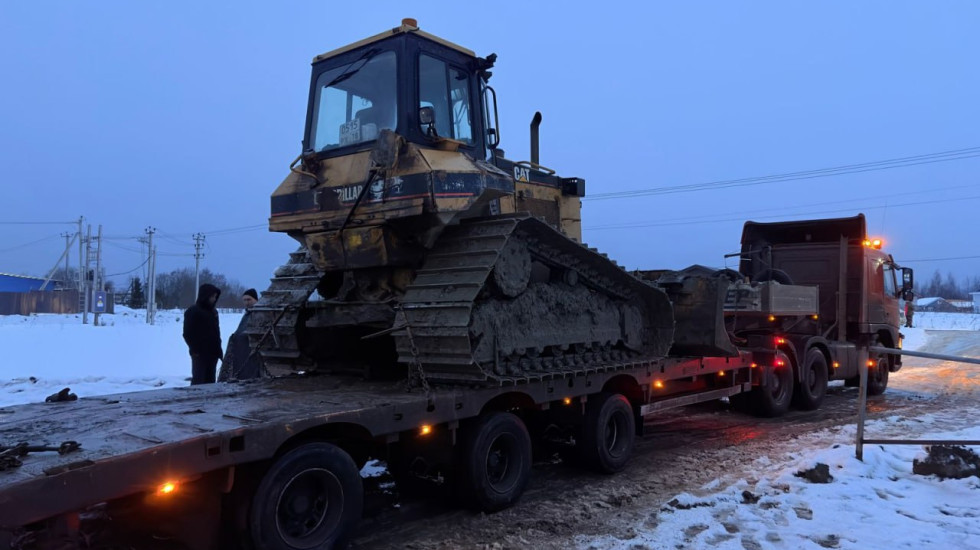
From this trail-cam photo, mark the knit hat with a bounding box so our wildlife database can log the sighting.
[243,288,258,300]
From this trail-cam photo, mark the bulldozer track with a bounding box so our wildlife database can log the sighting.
[245,249,322,375]
[394,215,673,384]
[247,217,673,384]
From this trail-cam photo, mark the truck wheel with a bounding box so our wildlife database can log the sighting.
[458,412,532,512]
[866,351,890,396]
[578,392,635,473]
[248,442,363,550]
[793,348,828,410]
[754,351,794,417]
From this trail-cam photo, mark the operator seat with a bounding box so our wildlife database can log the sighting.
[354,106,393,141]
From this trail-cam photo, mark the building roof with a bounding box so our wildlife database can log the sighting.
[0,273,61,292]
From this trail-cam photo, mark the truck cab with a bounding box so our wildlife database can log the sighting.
[738,214,913,387]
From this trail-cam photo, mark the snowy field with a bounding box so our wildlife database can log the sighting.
[2,310,979,548]
[0,306,243,407]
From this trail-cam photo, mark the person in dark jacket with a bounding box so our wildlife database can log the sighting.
[218,288,263,382]
[183,283,223,385]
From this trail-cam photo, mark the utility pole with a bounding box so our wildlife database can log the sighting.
[145,227,156,324]
[149,244,158,325]
[61,232,72,282]
[94,225,104,326]
[76,217,84,292]
[193,233,206,300]
[83,224,92,325]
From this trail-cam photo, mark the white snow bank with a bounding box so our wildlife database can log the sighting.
[0,308,243,407]
[578,417,980,550]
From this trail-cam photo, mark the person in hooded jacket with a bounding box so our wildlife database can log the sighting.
[183,283,223,385]
[218,288,263,382]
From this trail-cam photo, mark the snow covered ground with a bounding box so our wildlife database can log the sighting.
[0,306,243,407]
[1,310,979,548]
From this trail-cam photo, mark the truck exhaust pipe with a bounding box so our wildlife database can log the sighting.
[530,111,542,165]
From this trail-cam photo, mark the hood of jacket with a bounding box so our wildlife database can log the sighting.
[196,283,221,309]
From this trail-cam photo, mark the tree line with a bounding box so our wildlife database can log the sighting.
[125,268,250,310]
[914,270,980,300]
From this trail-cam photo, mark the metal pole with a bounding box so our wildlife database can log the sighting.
[145,227,155,324]
[63,232,71,281]
[151,245,158,325]
[77,217,84,293]
[855,346,869,461]
[869,345,980,365]
[94,225,103,326]
[41,233,77,291]
[193,233,205,300]
[83,225,92,325]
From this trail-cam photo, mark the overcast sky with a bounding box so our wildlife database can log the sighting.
[2,1,978,297]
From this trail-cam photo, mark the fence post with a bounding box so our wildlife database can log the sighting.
[855,346,869,461]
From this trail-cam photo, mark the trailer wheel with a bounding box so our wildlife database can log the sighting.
[458,412,532,512]
[793,348,828,410]
[578,392,635,473]
[754,351,794,417]
[248,442,363,550]
[866,350,890,396]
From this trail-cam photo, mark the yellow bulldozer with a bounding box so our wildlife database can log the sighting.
[247,19,673,384]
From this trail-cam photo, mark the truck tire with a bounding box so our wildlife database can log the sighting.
[577,392,636,473]
[248,442,363,550]
[754,351,794,417]
[458,411,532,512]
[793,348,828,410]
[867,350,890,396]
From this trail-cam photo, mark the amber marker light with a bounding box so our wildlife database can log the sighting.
[867,360,876,367]
[563,397,572,405]
[833,361,840,368]
[750,363,758,368]
[419,425,433,436]
[653,380,664,389]
[157,481,178,496]
[811,314,819,320]
[768,315,776,322]
[718,370,726,377]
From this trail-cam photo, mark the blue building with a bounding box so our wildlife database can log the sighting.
[0,273,62,293]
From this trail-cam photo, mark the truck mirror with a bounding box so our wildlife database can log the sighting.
[419,106,436,136]
[901,267,914,291]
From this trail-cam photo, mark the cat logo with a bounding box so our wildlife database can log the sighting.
[513,166,530,182]
[334,184,364,203]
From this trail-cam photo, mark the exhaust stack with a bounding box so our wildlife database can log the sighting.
[530,111,542,165]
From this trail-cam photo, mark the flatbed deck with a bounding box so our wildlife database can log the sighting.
[0,353,753,528]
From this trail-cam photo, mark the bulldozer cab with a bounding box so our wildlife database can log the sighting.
[303,19,490,160]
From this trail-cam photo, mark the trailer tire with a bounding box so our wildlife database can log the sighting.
[248,442,363,550]
[867,350,890,396]
[754,351,793,417]
[793,348,828,410]
[458,412,532,512]
[578,392,635,473]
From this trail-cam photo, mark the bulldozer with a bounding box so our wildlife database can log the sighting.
[247,19,674,384]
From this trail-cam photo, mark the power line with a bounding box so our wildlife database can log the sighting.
[106,257,150,277]
[588,184,979,231]
[0,234,61,253]
[586,146,980,201]
[586,194,980,231]
[0,220,77,225]
[900,255,980,263]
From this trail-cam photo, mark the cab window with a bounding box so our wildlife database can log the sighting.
[882,262,897,298]
[419,54,473,143]
[309,50,397,152]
